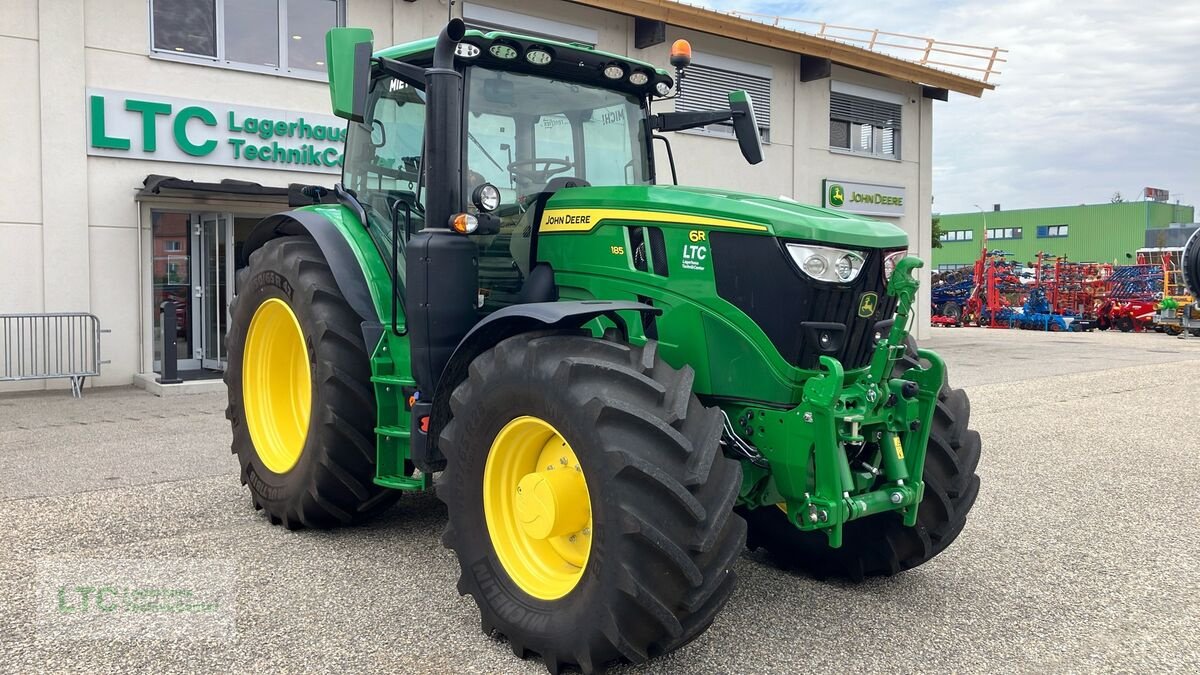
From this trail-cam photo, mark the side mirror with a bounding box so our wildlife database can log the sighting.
[729,90,763,165]
[326,27,374,122]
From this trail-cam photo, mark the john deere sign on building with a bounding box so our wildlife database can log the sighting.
[86,89,344,173]
[823,179,905,218]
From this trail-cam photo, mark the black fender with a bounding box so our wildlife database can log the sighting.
[1184,228,1200,300]
[242,210,383,348]
[412,300,662,473]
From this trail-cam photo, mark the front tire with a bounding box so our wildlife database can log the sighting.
[439,334,745,674]
[225,236,398,529]
[739,345,981,580]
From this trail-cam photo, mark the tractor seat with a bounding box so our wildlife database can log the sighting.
[477,177,588,311]
[508,177,590,278]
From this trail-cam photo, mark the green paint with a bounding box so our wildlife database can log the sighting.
[172,106,218,156]
[540,185,908,249]
[124,99,172,152]
[89,95,130,150]
[325,27,374,120]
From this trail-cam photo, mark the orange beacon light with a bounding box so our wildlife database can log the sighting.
[669,39,692,69]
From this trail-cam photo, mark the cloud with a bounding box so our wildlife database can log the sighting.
[699,0,1200,215]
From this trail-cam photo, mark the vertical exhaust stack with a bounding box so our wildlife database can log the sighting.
[407,19,478,393]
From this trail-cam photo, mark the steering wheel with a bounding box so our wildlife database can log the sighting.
[507,158,575,186]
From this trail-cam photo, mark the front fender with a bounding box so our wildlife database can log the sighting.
[415,300,660,472]
[243,206,394,346]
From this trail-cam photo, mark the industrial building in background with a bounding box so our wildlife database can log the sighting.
[1,0,1002,392]
[933,195,1196,272]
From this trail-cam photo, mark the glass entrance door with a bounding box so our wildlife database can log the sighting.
[196,213,234,370]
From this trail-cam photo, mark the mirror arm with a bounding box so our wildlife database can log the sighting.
[375,56,427,88]
[650,110,734,133]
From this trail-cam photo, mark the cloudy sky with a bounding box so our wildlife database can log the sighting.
[701,0,1200,216]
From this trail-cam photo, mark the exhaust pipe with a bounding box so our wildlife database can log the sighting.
[432,18,466,71]
[407,19,476,394]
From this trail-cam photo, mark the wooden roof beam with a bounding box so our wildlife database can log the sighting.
[567,0,992,97]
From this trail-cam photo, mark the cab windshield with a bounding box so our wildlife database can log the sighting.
[465,67,650,312]
[465,67,650,207]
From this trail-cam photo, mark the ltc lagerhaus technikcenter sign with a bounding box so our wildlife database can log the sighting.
[85,89,345,174]
[823,179,906,217]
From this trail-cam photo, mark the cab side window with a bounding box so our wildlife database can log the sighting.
[342,77,427,279]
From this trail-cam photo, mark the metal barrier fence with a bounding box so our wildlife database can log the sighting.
[0,313,109,398]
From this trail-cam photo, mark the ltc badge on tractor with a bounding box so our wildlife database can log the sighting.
[224,20,981,674]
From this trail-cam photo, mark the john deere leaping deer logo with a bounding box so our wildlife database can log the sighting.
[828,183,845,207]
[858,292,878,318]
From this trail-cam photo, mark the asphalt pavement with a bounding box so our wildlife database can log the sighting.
[2,328,1199,673]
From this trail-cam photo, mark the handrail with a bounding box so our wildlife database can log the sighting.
[717,8,1007,84]
[0,313,110,397]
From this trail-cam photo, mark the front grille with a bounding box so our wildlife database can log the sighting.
[710,232,900,370]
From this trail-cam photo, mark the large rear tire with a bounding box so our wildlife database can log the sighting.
[739,345,981,580]
[439,334,745,674]
[225,236,398,529]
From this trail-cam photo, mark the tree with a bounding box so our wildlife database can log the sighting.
[931,215,944,249]
[1111,191,1124,203]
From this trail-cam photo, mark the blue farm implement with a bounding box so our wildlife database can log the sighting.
[1006,287,1078,331]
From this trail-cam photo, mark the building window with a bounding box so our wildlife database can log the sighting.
[986,227,1023,240]
[1037,224,1069,238]
[675,58,771,143]
[939,230,974,243]
[164,240,183,252]
[150,0,342,78]
[830,89,901,159]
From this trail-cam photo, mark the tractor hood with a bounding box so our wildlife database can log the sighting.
[541,185,909,250]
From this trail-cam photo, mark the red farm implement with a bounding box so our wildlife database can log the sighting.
[1099,264,1162,332]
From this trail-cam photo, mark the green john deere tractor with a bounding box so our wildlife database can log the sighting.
[225,20,982,673]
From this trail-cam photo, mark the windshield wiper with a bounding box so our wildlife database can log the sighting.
[467,132,507,174]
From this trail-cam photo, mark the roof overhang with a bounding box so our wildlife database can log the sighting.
[566,0,994,97]
[136,175,290,202]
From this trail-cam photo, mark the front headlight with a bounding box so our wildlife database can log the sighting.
[883,250,907,281]
[786,244,865,283]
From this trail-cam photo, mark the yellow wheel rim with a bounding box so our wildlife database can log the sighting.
[243,298,311,474]
[483,416,592,600]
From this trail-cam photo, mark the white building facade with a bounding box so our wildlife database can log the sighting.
[0,0,987,392]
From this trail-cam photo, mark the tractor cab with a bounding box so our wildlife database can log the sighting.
[333,24,762,314]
